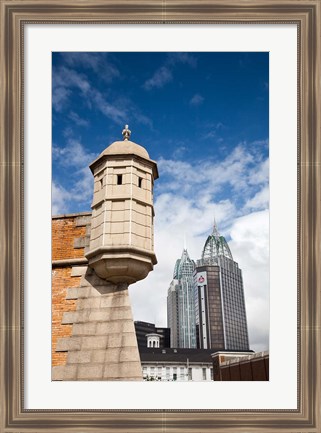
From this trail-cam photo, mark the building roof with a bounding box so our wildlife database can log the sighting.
[99,140,150,160]
[139,348,230,364]
[201,221,233,262]
[173,248,195,279]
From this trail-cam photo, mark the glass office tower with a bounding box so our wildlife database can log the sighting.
[194,223,249,351]
[167,249,197,348]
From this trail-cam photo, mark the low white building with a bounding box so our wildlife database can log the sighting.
[139,348,214,381]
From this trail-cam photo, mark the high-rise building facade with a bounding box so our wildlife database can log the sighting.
[167,280,179,347]
[167,249,197,348]
[194,223,249,351]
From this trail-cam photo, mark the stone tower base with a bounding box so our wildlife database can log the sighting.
[52,266,142,381]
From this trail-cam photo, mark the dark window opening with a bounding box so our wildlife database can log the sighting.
[117,174,123,185]
[100,179,103,189]
[138,177,143,188]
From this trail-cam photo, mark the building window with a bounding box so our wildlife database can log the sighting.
[173,367,177,381]
[138,177,143,188]
[166,367,170,380]
[117,174,122,185]
[202,368,207,380]
[180,367,185,380]
[188,368,192,381]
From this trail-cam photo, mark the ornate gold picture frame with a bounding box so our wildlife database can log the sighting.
[1,1,320,431]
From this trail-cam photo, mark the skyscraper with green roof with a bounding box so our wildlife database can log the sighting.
[194,222,250,351]
[167,249,197,348]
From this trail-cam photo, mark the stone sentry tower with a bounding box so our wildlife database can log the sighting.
[86,124,158,284]
[53,126,158,381]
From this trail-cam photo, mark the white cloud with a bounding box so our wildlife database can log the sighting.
[167,52,197,67]
[92,90,128,124]
[53,138,95,168]
[52,63,152,128]
[52,138,95,213]
[202,122,225,140]
[52,182,72,215]
[245,185,269,210]
[68,111,89,127]
[157,144,268,203]
[52,67,91,112]
[52,86,71,112]
[229,211,270,352]
[130,205,269,353]
[143,53,197,91]
[53,134,270,352]
[143,67,172,90]
[189,93,204,106]
[61,52,120,82]
[129,144,269,353]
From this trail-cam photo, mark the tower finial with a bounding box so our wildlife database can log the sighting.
[122,124,131,141]
[212,216,220,238]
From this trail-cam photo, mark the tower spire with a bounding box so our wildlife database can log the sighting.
[212,216,220,238]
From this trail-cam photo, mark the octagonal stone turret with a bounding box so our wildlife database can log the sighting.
[85,126,159,284]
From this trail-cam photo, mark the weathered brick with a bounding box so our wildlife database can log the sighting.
[72,323,96,336]
[122,333,138,347]
[52,266,79,367]
[74,237,86,248]
[56,337,81,352]
[107,334,123,348]
[100,293,130,308]
[77,364,104,380]
[119,347,140,362]
[71,266,87,277]
[96,321,123,335]
[52,365,77,380]
[103,362,142,380]
[104,348,121,364]
[65,287,80,300]
[67,350,92,364]
[77,297,101,310]
[91,350,106,363]
[52,216,87,261]
[81,336,108,350]
[75,215,91,227]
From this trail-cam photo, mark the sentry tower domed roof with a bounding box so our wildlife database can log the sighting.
[101,124,149,159]
[99,139,150,160]
[89,125,158,179]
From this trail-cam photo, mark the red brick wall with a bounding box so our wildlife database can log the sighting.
[52,215,88,367]
[52,268,79,366]
[52,217,86,261]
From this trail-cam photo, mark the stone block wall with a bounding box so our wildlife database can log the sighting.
[52,213,91,261]
[52,211,142,380]
[52,212,92,368]
[52,267,79,367]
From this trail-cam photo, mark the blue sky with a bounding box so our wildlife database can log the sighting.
[52,52,269,352]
